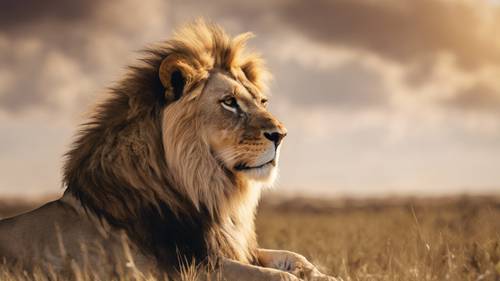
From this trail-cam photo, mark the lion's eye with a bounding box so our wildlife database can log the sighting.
[221,97,238,108]
[261,98,268,107]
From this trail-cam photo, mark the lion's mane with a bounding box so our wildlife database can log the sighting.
[63,21,268,269]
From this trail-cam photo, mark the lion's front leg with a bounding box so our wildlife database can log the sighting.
[201,258,300,281]
[257,249,339,281]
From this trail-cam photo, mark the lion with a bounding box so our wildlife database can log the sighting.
[0,21,336,281]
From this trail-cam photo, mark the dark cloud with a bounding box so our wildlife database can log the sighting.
[0,0,100,30]
[0,0,100,112]
[0,0,169,113]
[445,83,500,113]
[278,0,500,70]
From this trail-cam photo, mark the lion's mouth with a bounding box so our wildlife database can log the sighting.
[234,159,276,171]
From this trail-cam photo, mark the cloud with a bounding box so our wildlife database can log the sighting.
[445,83,500,112]
[274,0,500,113]
[0,0,170,114]
[277,0,500,70]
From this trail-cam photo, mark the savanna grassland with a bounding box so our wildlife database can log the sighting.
[1,195,499,281]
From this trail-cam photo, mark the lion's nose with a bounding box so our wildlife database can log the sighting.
[263,130,287,147]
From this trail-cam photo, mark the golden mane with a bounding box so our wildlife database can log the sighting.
[62,20,268,268]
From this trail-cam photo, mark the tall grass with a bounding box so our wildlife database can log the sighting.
[257,195,500,281]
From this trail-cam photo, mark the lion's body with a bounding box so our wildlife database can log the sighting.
[0,21,335,281]
[0,195,154,276]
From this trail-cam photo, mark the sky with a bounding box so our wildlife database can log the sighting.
[1,0,500,197]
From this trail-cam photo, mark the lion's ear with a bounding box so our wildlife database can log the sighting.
[159,55,194,102]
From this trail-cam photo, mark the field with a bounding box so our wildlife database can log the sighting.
[1,194,500,281]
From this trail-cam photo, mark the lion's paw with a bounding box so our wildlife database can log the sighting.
[277,260,335,281]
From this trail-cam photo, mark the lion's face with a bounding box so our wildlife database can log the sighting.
[199,72,286,183]
[161,69,286,187]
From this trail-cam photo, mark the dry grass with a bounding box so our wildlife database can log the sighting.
[258,195,500,281]
[1,195,500,280]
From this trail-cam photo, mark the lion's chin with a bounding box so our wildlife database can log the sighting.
[236,162,278,187]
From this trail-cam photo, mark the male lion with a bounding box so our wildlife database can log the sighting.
[0,21,335,281]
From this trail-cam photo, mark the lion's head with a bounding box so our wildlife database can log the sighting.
[63,21,285,264]
[158,24,286,213]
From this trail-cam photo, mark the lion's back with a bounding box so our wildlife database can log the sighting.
[0,200,76,264]
[0,199,120,271]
